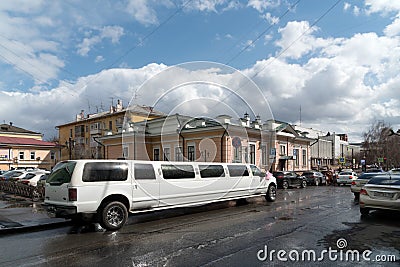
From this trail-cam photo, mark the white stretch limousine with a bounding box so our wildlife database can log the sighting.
[44,160,277,230]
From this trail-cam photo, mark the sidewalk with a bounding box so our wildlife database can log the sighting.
[0,192,69,234]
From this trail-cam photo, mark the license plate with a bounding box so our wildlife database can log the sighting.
[374,192,394,198]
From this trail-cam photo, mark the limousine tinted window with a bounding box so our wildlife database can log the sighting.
[83,162,128,182]
[250,165,264,177]
[227,165,249,177]
[134,163,156,180]
[199,165,225,178]
[161,164,195,179]
[47,161,76,185]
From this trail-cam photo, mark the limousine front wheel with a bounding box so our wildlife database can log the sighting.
[100,201,128,231]
[265,185,277,202]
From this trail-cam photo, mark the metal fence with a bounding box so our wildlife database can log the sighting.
[0,181,44,201]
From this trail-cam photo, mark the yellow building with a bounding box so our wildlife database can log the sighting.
[57,100,165,160]
[0,123,58,171]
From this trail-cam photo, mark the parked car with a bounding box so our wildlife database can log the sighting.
[337,171,357,185]
[351,172,387,200]
[0,170,27,181]
[365,168,384,173]
[36,174,48,188]
[302,171,326,186]
[389,168,400,174]
[19,171,50,186]
[359,175,400,215]
[273,171,307,189]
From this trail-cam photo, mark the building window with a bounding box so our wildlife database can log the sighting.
[302,149,307,167]
[243,146,249,163]
[30,151,35,160]
[280,145,286,156]
[19,151,24,160]
[261,145,267,166]
[187,145,195,161]
[123,146,129,159]
[249,144,256,164]
[153,148,160,161]
[70,129,73,138]
[51,152,55,160]
[294,149,299,167]
[109,121,113,131]
[234,146,242,163]
[175,147,183,161]
[163,147,170,161]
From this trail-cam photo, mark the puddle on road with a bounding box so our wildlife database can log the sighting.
[319,211,400,263]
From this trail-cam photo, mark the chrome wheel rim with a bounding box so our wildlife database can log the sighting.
[269,186,276,200]
[107,206,124,227]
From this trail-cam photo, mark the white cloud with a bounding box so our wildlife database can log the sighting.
[264,12,279,25]
[77,26,124,56]
[95,56,105,63]
[275,21,326,59]
[384,15,400,36]
[364,0,400,15]
[247,0,280,13]
[343,2,351,11]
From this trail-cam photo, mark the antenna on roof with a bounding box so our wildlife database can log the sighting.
[299,105,302,126]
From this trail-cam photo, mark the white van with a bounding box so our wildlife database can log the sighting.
[44,160,277,230]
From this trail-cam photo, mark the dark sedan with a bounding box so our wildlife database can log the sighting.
[302,171,326,186]
[273,171,307,189]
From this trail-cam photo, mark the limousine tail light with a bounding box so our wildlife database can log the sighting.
[351,181,356,185]
[68,188,77,201]
[276,175,284,179]
[360,189,368,196]
[349,176,353,179]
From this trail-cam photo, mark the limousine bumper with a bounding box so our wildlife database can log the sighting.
[43,203,77,218]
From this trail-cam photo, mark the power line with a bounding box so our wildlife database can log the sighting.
[225,0,301,66]
[251,0,343,80]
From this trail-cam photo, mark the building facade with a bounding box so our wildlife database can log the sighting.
[56,100,165,160]
[0,123,58,171]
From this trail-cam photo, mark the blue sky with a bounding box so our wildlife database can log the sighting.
[1,0,400,142]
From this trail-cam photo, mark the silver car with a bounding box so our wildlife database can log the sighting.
[351,172,387,200]
[359,175,400,215]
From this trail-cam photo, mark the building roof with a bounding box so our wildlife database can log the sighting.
[0,124,41,135]
[56,104,166,128]
[0,136,56,147]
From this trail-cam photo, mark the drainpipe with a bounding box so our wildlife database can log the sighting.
[220,125,229,163]
[93,136,105,159]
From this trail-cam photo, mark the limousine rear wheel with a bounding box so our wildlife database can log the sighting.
[100,201,128,231]
[265,185,276,202]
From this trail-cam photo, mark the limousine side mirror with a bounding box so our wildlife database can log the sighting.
[260,172,266,177]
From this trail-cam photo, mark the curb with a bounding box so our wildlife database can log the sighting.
[0,220,71,235]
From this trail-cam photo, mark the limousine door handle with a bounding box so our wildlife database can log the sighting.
[133,184,138,190]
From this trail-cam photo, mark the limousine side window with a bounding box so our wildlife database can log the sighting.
[227,165,249,177]
[199,165,225,178]
[82,162,128,182]
[161,164,195,179]
[134,163,156,180]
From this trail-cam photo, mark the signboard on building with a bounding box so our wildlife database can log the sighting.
[232,137,241,148]
[339,157,345,164]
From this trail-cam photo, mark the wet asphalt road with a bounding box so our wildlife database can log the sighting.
[0,186,399,266]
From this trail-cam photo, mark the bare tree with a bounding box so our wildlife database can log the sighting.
[362,120,400,169]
